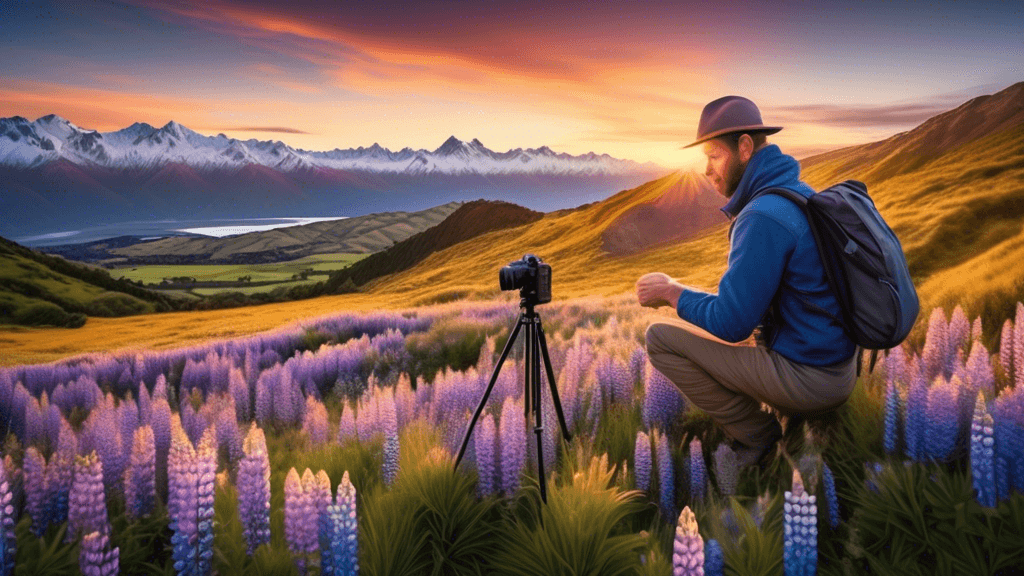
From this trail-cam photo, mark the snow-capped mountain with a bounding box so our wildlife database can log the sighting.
[0,114,659,176]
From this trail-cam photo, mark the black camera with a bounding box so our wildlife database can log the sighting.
[499,254,551,305]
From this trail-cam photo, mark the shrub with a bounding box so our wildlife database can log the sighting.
[11,301,85,327]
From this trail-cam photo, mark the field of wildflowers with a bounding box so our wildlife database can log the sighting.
[1,295,1023,575]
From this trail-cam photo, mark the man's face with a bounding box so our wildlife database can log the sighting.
[703,138,745,199]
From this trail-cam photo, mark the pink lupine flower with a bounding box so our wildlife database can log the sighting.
[999,319,1014,385]
[303,397,331,447]
[922,307,949,381]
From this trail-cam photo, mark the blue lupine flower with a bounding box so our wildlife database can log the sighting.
[320,471,358,576]
[688,439,706,503]
[643,362,685,432]
[656,430,675,519]
[822,463,839,529]
[884,377,901,455]
[925,376,958,461]
[970,393,996,508]
[672,506,703,576]
[784,469,817,576]
[704,539,724,576]
[904,363,928,461]
[635,431,651,492]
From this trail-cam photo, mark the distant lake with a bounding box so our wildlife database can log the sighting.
[14,217,349,247]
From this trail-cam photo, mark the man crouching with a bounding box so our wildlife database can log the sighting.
[636,96,858,471]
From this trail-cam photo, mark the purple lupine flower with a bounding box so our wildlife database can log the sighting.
[153,374,168,401]
[704,539,724,576]
[999,319,1014,385]
[630,347,647,387]
[904,360,928,461]
[688,439,706,503]
[215,406,242,464]
[499,397,526,496]
[784,469,817,576]
[475,413,497,497]
[49,418,76,526]
[284,468,306,568]
[167,416,198,574]
[302,397,330,447]
[238,424,271,556]
[970,393,996,508]
[0,462,15,576]
[635,431,652,492]
[656,430,675,519]
[229,367,251,422]
[948,306,970,369]
[643,361,685,432]
[23,447,49,536]
[68,452,109,542]
[337,403,356,444]
[151,399,171,501]
[822,462,839,529]
[79,531,119,576]
[118,398,139,461]
[713,443,738,496]
[181,402,207,448]
[356,392,380,444]
[125,426,156,520]
[925,376,958,461]
[971,317,983,347]
[966,341,995,398]
[195,429,217,576]
[1015,302,1024,389]
[137,383,152,427]
[992,385,1024,500]
[586,378,604,438]
[921,307,949,381]
[883,376,902,455]
[254,369,275,427]
[672,506,704,576]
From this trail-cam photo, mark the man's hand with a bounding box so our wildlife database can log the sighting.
[635,272,686,308]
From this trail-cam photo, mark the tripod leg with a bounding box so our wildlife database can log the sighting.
[532,318,548,504]
[536,318,573,442]
[454,312,526,471]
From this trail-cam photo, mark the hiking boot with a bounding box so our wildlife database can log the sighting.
[730,428,783,472]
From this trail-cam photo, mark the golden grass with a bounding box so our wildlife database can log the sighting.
[3,122,1023,367]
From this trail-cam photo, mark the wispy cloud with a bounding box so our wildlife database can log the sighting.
[218,126,311,134]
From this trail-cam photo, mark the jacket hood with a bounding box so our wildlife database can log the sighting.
[720,144,816,218]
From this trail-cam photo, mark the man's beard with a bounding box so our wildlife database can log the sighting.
[722,157,747,199]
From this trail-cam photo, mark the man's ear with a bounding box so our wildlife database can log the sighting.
[738,133,754,163]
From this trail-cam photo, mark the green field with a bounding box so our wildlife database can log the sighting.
[112,253,367,289]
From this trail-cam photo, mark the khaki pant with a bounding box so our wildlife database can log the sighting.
[645,318,857,449]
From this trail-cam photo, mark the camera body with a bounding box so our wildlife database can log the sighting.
[499,254,551,305]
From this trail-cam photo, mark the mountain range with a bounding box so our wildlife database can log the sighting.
[0,116,665,239]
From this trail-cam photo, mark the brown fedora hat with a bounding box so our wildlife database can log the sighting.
[682,95,782,149]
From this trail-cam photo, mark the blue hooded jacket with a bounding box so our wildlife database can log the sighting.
[674,144,857,366]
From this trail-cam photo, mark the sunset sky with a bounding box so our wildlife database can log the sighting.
[2,0,1021,170]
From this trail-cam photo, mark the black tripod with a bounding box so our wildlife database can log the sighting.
[454,297,573,503]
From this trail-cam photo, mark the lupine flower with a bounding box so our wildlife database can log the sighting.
[822,463,839,529]
[380,389,401,485]
[229,368,251,422]
[168,417,199,576]
[689,439,706,503]
[925,376,958,461]
[656,430,675,519]
[712,443,738,496]
[303,397,331,447]
[883,376,902,455]
[922,307,949,381]
[499,397,526,496]
[23,447,49,536]
[971,317,983,347]
[970,393,996,508]
[992,386,1024,500]
[475,413,497,497]
[1015,302,1024,389]
[704,539,724,576]
[904,361,928,461]
[125,426,156,520]
[215,407,242,464]
[999,319,1014,385]
[0,462,14,576]
[337,403,356,444]
[79,531,119,576]
[864,462,884,494]
[635,431,652,492]
[966,341,995,399]
[69,452,109,542]
[320,471,358,576]
[238,424,271,556]
[643,362,685,432]
[49,418,76,526]
[630,347,647,387]
[672,506,704,576]
[783,469,817,576]
[948,306,970,368]
[284,468,309,572]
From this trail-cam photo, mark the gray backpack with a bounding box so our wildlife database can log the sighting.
[762,181,919,351]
